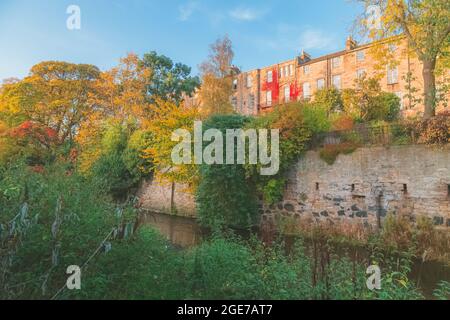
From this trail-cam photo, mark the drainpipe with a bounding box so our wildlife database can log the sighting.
[376,192,383,231]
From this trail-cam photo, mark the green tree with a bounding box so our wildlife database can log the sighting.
[356,0,450,118]
[314,88,344,113]
[141,51,200,105]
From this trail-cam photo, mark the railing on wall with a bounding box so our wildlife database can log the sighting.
[309,123,418,149]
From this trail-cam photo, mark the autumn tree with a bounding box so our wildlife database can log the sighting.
[356,0,450,118]
[140,51,200,105]
[141,99,200,190]
[0,61,100,141]
[198,35,237,116]
[76,53,152,172]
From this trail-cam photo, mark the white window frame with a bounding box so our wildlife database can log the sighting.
[266,91,272,106]
[232,79,238,90]
[332,75,342,90]
[356,68,366,79]
[303,65,310,75]
[387,66,398,84]
[356,50,365,62]
[332,57,341,69]
[267,70,273,83]
[395,91,404,110]
[246,75,253,88]
[289,64,294,76]
[317,78,325,90]
[231,97,238,110]
[303,82,311,99]
[284,86,290,102]
[248,94,255,112]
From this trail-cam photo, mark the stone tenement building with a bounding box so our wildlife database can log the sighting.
[231,36,447,117]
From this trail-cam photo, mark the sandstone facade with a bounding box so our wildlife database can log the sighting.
[231,36,449,117]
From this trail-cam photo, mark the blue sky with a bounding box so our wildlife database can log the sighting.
[0,0,364,80]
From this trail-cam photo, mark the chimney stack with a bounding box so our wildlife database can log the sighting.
[346,36,357,50]
[298,50,311,64]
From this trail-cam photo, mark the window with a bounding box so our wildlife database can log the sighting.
[387,66,398,84]
[356,50,365,62]
[267,70,273,83]
[231,97,238,110]
[284,86,290,102]
[332,75,342,90]
[356,68,366,79]
[284,66,288,78]
[303,65,311,75]
[332,57,341,68]
[388,44,397,52]
[317,78,325,90]
[395,92,404,109]
[266,91,272,106]
[303,82,311,99]
[248,94,255,111]
[232,79,238,90]
[246,75,253,88]
[403,184,408,194]
[289,64,294,76]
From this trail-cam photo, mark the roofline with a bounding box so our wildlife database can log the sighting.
[238,34,406,73]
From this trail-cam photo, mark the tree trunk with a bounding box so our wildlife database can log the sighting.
[422,59,437,119]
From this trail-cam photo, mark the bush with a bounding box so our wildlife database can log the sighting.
[196,114,258,231]
[314,88,344,113]
[90,125,149,200]
[0,162,121,299]
[301,103,331,134]
[319,142,359,165]
[416,111,450,145]
[245,103,312,206]
[67,227,184,300]
[342,76,400,122]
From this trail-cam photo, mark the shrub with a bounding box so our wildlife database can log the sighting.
[245,103,312,206]
[90,124,148,199]
[262,178,286,205]
[416,111,450,145]
[0,162,120,299]
[342,76,400,122]
[301,103,331,134]
[319,142,359,165]
[196,114,258,231]
[314,88,344,113]
[331,114,355,131]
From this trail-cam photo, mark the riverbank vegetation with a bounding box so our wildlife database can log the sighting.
[1,35,449,300]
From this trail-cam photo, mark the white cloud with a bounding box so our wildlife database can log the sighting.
[298,29,335,51]
[178,1,199,21]
[251,24,338,55]
[229,7,267,21]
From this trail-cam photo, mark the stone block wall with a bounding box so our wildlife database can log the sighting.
[138,145,450,229]
[138,180,196,218]
[262,145,450,228]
